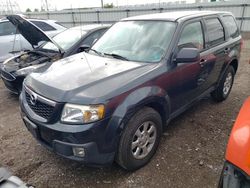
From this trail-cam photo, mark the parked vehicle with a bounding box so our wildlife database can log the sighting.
[0,15,109,94]
[0,167,32,187]
[20,11,242,171]
[218,97,250,188]
[0,16,66,63]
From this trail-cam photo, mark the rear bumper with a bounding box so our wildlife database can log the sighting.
[219,161,250,188]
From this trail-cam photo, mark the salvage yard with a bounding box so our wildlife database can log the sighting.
[0,38,250,188]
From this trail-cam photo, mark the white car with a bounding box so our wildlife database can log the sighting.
[0,17,65,63]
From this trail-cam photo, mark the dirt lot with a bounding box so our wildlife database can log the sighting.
[0,39,250,188]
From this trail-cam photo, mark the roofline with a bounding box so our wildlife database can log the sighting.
[121,11,233,22]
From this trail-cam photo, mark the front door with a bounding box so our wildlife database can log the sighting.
[169,20,215,112]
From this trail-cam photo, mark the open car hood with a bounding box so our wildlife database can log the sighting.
[7,15,64,53]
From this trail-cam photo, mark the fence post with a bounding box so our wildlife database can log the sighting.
[97,10,100,23]
[240,4,246,31]
[126,9,130,17]
[71,11,75,26]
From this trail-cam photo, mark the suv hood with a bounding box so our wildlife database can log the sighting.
[25,52,157,103]
[7,15,63,53]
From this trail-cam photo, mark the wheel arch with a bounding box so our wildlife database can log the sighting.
[104,86,171,151]
[229,58,238,74]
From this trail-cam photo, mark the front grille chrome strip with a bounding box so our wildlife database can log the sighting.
[24,85,57,107]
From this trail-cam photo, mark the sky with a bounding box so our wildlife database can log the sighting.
[12,0,195,12]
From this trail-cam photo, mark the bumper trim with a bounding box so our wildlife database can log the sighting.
[21,114,115,166]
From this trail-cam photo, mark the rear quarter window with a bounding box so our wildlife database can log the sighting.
[221,15,239,38]
[205,18,225,46]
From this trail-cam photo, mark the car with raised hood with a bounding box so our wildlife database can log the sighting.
[20,11,242,170]
[0,16,66,63]
[0,15,109,94]
[219,97,250,188]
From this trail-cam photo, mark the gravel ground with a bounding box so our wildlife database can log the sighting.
[0,38,249,188]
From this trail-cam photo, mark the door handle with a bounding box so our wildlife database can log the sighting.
[199,59,207,67]
[224,47,230,54]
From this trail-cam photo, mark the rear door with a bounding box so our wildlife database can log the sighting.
[202,16,227,86]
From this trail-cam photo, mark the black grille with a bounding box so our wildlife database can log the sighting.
[25,91,55,120]
[1,70,15,81]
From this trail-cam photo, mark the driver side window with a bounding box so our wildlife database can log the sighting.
[178,22,204,51]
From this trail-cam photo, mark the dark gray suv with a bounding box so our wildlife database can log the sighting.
[20,11,242,171]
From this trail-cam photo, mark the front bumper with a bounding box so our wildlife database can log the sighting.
[0,69,23,94]
[219,161,250,188]
[20,93,115,166]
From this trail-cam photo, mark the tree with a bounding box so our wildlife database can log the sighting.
[26,8,32,12]
[34,8,39,12]
[104,3,114,8]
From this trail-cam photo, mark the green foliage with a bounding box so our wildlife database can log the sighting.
[26,8,32,12]
[104,3,114,8]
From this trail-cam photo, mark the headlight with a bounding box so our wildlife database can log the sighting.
[61,104,105,124]
[15,63,46,76]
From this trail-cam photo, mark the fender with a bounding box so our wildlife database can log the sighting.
[216,56,238,87]
[226,97,250,176]
[103,86,171,152]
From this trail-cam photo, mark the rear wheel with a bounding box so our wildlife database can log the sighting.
[211,66,235,102]
[116,107,162,171]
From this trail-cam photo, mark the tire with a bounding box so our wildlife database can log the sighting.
[116,107,162,171]
[211,66,235,102]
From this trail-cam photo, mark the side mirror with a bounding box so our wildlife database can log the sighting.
[175,48,200,63]
[78,45,90,53]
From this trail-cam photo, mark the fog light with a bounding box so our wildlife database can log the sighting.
[73,147,85,157]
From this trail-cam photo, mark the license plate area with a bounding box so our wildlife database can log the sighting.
[23,117,39,138]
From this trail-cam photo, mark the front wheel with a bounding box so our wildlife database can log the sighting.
[211,66,235,102]
[116,107,162,171]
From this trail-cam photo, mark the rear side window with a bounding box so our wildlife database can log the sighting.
[31,21,56,31]
[221,15,239,38]
[205,18,225,46]
[178,21,204,50]
[0,21,16,36]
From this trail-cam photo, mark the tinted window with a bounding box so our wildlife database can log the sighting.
[221,15,239,38]
[31,21,56,31]
[82,29,106,46]
[0,21,16,36]
[178,22,204,50]
[205,18,225,46]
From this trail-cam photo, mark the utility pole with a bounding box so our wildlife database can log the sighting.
[45,0,49,11]
[101,0,104,8]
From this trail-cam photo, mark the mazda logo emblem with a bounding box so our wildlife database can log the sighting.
[30,93,37,105]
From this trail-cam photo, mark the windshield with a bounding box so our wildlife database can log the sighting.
[42,27,87,52]
[92,21,176,63]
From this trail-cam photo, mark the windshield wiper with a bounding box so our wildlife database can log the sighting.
[104,53,129,61]
[88,49,103,57]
